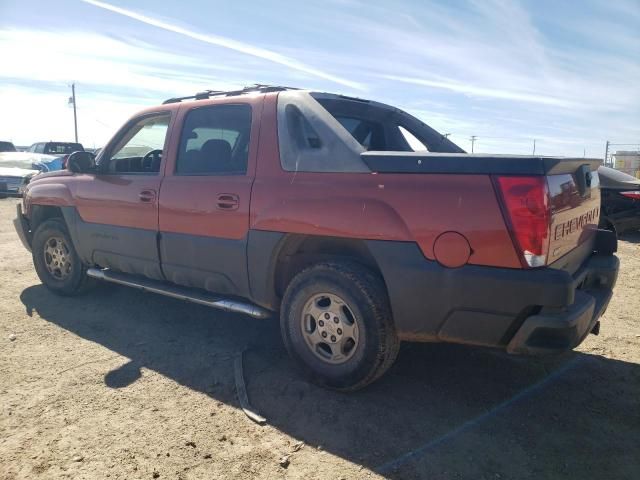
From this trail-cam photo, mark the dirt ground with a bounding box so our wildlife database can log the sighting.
[0,197,638,480]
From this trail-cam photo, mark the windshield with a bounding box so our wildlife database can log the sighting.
[110,115,170,160]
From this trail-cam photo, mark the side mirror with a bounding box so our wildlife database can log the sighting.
[67,151,96,173]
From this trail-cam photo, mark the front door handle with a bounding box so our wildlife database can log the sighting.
[139,189,156,203]
[216,193,239,210]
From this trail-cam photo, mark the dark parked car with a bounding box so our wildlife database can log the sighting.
[28,142,85,170]
[0,141,17,152]
[598,166,640,234]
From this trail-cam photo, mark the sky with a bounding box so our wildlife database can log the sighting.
[0,0,638,156]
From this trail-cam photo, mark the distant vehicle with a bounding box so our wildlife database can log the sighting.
[0,141,17,152]
[28,142,85,169]
[28,141,84,155]
[0,151,58,197]
[598,166,640,234]
[14,85,618,391]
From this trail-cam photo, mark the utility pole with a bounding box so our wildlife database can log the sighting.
[470,135,477,153]
[603,140,610,166]
[444,133,451,138]
[69,83,78,143]
[532,139,536,155]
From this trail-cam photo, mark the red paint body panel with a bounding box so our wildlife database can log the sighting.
[251,172,521,268]
[75,174,162,231]
[158,95,264,239]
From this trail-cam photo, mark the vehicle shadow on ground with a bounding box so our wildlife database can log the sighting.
[20,284,639,479]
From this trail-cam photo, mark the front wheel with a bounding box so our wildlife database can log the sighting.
[32,218,94,296]
[280,262,400,391]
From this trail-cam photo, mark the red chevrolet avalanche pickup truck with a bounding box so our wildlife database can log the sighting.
[14,85,619,390]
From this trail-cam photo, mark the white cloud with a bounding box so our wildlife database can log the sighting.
[380,75,576,107]
[81,0,364,91]
[0,29,242,95]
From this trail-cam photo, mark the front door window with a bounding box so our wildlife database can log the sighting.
[102,113,170,174]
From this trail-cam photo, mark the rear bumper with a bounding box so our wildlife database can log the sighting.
[365,230,619,354]
[506,253,618,354]
[13,203,32,251]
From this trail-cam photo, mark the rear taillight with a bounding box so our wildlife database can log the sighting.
[495,176,551,268]
[620,191,640,200]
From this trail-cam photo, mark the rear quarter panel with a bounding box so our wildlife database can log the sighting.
[251,172,521,268]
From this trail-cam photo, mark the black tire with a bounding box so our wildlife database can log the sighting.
[32,218,94,296]
[280,261,400,391]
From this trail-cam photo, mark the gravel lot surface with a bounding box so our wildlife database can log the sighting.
[0,197,638,479]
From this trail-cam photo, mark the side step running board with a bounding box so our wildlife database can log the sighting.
[86,268,271,319]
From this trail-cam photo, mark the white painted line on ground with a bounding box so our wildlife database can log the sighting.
[377,356,584,474]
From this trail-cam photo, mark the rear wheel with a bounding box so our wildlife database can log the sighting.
[280,261,399,391]
[32,218,94,296]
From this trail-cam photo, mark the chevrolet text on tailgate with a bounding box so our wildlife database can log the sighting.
[14,85,619,391]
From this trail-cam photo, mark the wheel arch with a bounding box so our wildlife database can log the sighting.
[247,231,386,311]
[30,205,89,264]
[30,205,65,232]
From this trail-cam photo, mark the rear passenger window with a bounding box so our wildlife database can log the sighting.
[176,104,252,175]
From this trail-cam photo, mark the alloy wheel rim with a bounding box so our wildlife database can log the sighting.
[300,293,359,364]
[43,236,72,280]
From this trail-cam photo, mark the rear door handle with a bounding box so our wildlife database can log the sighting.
[139,189,157,203]
[216,193,239,210]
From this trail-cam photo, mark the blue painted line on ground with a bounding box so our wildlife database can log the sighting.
[376,356,583,474]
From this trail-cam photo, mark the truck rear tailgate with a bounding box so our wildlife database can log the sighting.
[546,164,601,265]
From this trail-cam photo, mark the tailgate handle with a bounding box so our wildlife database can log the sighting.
[216,193,239,210]
[575,164,592,197]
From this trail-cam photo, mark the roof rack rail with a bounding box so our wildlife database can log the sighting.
[162,84,299,104]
